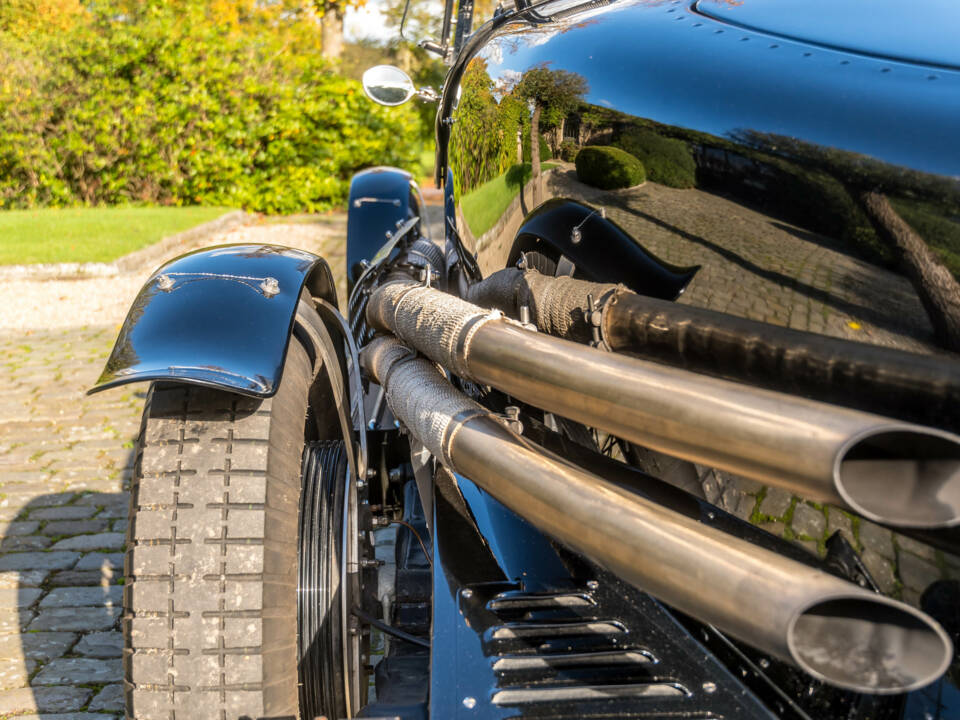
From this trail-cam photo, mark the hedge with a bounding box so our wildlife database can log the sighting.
[614,127,695,188]
[0,5,421,213]
[575,146,645,190]
[559,140,578,162]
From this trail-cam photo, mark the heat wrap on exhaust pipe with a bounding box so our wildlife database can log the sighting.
[465,267,960,431]
[366,280,960,529]
[366,281,501,382]
[360,335,953,694]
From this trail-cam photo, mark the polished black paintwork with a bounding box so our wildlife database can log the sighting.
[89,244,337,398]
[695,0,960,71]
[347,166,417,289]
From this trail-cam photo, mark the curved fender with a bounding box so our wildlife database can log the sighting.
[347,166,419,290]
[506,198,700,300]
[89,244,339,398]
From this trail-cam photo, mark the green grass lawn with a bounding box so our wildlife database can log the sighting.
[0,206,235,265]
[461,162,558,238]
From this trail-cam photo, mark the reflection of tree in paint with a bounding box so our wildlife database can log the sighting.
[449,58,508,198]
[449,59,587,201]
[514,65,588,205]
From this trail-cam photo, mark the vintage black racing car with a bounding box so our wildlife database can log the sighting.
[91,0,960,718]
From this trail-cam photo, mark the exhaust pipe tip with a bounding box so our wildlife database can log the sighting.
[788,594,953,694]
[836,427,960,528]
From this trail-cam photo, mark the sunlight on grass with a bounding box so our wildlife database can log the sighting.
[0,206,235,265]
[461,163,557,238]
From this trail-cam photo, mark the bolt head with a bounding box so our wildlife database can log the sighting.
[586,580,599,591]
[259,277,280,298]
[156,274,174,292]
[461,588,473,599]
[462,696,477,709]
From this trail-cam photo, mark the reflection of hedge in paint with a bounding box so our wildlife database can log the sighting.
[448,57,505,200]
[575,146,645,190]
[522,133,552,163]
[614,127,695,189]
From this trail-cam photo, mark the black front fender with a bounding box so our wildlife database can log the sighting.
[507,198,699,300]
[89,244,338,398]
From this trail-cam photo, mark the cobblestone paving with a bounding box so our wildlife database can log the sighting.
[0,220,349,719]
[0,326,134,719]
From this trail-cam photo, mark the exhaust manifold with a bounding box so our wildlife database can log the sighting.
[361,335,953,694]
[367,281,960,529]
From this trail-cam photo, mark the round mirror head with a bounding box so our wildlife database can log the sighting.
[362,65,416,106]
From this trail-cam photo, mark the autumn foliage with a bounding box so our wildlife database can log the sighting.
[0,0,419,213]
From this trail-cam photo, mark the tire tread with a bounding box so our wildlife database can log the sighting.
[124,342,313,720]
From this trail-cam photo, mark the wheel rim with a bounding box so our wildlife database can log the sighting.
[298,440,353,719]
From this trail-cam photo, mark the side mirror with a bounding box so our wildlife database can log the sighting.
[362,65,439,106]
[362,65,416,106]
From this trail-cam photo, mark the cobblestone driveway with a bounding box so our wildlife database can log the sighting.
[0,219,346,719]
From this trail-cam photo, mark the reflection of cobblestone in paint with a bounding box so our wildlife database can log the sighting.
[704,468,959,609]
[545,172,935,352]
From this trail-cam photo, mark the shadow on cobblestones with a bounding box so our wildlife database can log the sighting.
[1,327,137,718]
[605,193,925,340]
[1,492,129,718]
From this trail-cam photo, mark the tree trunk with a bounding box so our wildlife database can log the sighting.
[530,102,542,207]
[396,43,413,74]
[861,190,960,351]
[321,8,344,60]
[516,129,523,165]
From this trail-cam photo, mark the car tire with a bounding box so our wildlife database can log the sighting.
[123,339,315,720]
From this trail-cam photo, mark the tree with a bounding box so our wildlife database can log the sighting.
[514,65,588,205]
[861,192,960,351]
[313,0,367,59]
[0,0,84,38]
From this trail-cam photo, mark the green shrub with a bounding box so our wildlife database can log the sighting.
[0,4,421,213]
[614,127,695,188]
[559,140,578,162]
[522,132,552,163]
[575,146,645,190]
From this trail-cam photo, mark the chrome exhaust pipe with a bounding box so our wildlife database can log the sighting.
[366,281,960,529]
[362,336,952,694]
